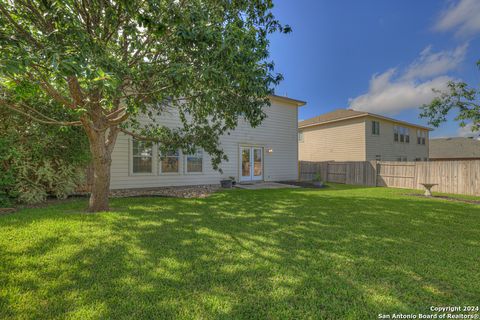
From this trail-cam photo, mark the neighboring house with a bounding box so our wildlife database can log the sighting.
[110,95,306,189]
[298,109,431,162]
[429,137,480,160]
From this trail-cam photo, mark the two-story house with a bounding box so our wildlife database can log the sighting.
[298,109,430,162]
[109,95,306,189]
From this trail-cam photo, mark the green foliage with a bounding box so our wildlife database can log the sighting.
[0,0,290,170]
[0,110,89,204]
[13,159,85,204]
[421,63,480,133]
[313,173,322,182]
[0,137,15,195]
[0,193,11,207]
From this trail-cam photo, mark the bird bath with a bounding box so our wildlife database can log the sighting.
[420,183,438,197]
[420,160,437,197]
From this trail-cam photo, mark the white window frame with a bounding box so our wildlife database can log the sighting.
[130,138,155,175]
[185,149,204,174]
[395,126,410,143]
[417,130,426,145]
[372,121,380,135]
[298,131,304,142]
[159,148,181,175]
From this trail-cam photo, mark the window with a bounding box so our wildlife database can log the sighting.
[298,131,304,142]
[375,155,382,161]
[417,130,426,145]
[132,139,153,173]
[397,156,407,162]
[395,126,409,143]
[160,149,180,173]
[186,149,203,173]
[372,121,380,135]
[415,157,422,162]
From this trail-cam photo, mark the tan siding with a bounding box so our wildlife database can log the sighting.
[298,118,366,161]
[110,99,299,189]
[364,116,429,161]
[299,116,429,162]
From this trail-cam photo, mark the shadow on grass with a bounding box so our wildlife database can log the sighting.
[0,187,479,319]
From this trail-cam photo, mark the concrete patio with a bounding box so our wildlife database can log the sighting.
[235,182,299,190]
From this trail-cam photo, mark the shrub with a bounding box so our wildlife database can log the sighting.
[11,159,86,204]
[0,193,11,208]
[0,110,90,204]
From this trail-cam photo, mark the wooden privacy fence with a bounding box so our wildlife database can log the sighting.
[299,160,480,196]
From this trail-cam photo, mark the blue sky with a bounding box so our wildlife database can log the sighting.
[268,0,480,137]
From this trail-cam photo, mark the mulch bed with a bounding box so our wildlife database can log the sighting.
[277,181,327,188]
[0,208,17,215]
[5,185,221,211]
[406,193,480,205]
[109,184,220,199]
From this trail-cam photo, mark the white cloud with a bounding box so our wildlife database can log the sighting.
[457,123,476,137]
[349,73,451,114]
[434,0,480,37]
[401,43,467,80]
[348,45,466,114]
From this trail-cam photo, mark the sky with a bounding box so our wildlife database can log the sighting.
[268,0,480,138]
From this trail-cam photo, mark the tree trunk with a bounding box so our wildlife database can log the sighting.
[84,124,119,212]
[85,163,94,193]
[88,150,112,212]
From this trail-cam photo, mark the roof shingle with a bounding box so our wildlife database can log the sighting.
[298,108,431,130]
[429,137,480,159]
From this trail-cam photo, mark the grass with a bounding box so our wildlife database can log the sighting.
[0,185,479,319]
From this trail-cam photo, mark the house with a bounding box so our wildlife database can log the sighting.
[110,95,306,189]
[429,137,480,160]
[298,109,431,162]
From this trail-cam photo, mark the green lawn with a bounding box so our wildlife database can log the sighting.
[0,185,479,319]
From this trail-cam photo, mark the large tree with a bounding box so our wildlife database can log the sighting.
[0,0,289,211]
[421,60,480,135]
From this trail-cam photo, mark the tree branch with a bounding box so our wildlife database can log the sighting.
[0,100,82,126]
[67,76,84,107]
[119,128,164,143]
[107,111,129,126]
[0,2,43,49]
[105,107,127,119]
[27,70,76,109]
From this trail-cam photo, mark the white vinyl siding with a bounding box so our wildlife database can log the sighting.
[110,97,299,189]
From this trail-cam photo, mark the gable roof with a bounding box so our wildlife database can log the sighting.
[298,109,431,130]
[429,137,480,159]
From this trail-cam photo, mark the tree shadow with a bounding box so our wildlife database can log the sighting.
[0,187,479,319]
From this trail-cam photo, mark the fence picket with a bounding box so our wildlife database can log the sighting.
[298,160,480,196]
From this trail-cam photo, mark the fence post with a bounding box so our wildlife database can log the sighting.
[298,161,300,181]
